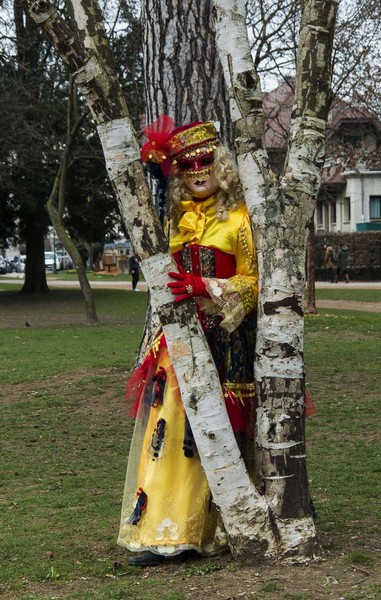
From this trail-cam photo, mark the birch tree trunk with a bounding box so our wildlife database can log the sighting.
[28,0,278,560]
[213,0,338,556]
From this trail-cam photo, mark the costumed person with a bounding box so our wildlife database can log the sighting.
[118,115,259,566]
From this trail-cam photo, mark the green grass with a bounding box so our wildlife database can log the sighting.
[1,287,381,599]
[0,325,138,384]
[46,270,134,282]
[304,310,381,542]
[259,580,280,593]
[347,550,374,566]
[314,288,381,302]
[0,288,148,385]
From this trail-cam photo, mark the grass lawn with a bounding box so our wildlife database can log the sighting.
[46,270,144,282]
[0,286,380,599]
[314,287,381,303]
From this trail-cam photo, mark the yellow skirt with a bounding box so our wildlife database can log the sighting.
[118,342,226,556]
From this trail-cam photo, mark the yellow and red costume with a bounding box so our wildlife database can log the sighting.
[118,190,259,556]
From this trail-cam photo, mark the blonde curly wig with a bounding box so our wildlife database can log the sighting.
[168,145,245,232]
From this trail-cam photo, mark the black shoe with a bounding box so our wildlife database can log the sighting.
[128,551,165,566]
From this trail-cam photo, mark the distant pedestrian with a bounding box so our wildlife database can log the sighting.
[336,245,350,283]
[129,254,140,291]
[324,245,336,283]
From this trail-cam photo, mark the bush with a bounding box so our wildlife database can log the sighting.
[314,231,381,280]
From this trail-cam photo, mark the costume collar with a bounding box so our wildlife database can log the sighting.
[177,195,216,245]
[179,194,216,214]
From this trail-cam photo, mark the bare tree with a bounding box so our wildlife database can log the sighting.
[47,75,98,323]
[209,0,338,555]
[248,0,381,113]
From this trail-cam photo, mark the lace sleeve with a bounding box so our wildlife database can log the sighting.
[197,275,255,333]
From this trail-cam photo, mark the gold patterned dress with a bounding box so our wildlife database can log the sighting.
[118,195,258,557]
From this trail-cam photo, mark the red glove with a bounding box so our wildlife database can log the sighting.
[167,271,210,303]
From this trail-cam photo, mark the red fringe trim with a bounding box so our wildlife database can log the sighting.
[126,336,167,418]
[305,390,316,417]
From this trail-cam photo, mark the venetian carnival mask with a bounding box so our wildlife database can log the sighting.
[140,115,220,198]
[177,151,218,199]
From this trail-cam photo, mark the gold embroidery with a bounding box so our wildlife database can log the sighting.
[224,382,256,396]
[229,275,256,314]
[239,225,255,270]
[223,382,256,407]
[224,382,256,394]
[167,122,218,156]
[199,247,216,277]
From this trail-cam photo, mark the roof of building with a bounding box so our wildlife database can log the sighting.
[321,163,346,186]
[263,80,381,150]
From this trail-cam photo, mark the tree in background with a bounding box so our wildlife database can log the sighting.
[142,0,231,138]
[248,0,381,111]
[0,1,66,292]
[246,0,381,311]
[109,0,145,131]
[0,0,142,292]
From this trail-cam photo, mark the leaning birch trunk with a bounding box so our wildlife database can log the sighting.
[213,0,338,558]
[28,0,277,558]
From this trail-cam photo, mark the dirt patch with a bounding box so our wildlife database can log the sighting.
[0,285,380,331]
[0,367,124,407]
[2,533,381,600]
[316,300,381,313]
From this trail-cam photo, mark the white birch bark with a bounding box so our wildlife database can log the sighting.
[213,0,338,558]
[27,0,277,559]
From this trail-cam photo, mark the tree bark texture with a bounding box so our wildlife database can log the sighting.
[27,0,277,559]
[15,0,51,294]
[213,0,338,558]
[142,0,232,145]
[21,223,49,294]
[306,221,317,314]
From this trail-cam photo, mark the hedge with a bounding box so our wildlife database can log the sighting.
[314,231,381,281]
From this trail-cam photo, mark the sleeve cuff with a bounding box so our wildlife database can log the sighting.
[199,275,256,332]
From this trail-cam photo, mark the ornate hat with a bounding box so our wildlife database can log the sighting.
[141,114,219,176]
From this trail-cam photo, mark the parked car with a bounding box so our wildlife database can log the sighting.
[0,256,7,274]
[44,252,60,271]
[9,256,25,273]
[1,257,13,274]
